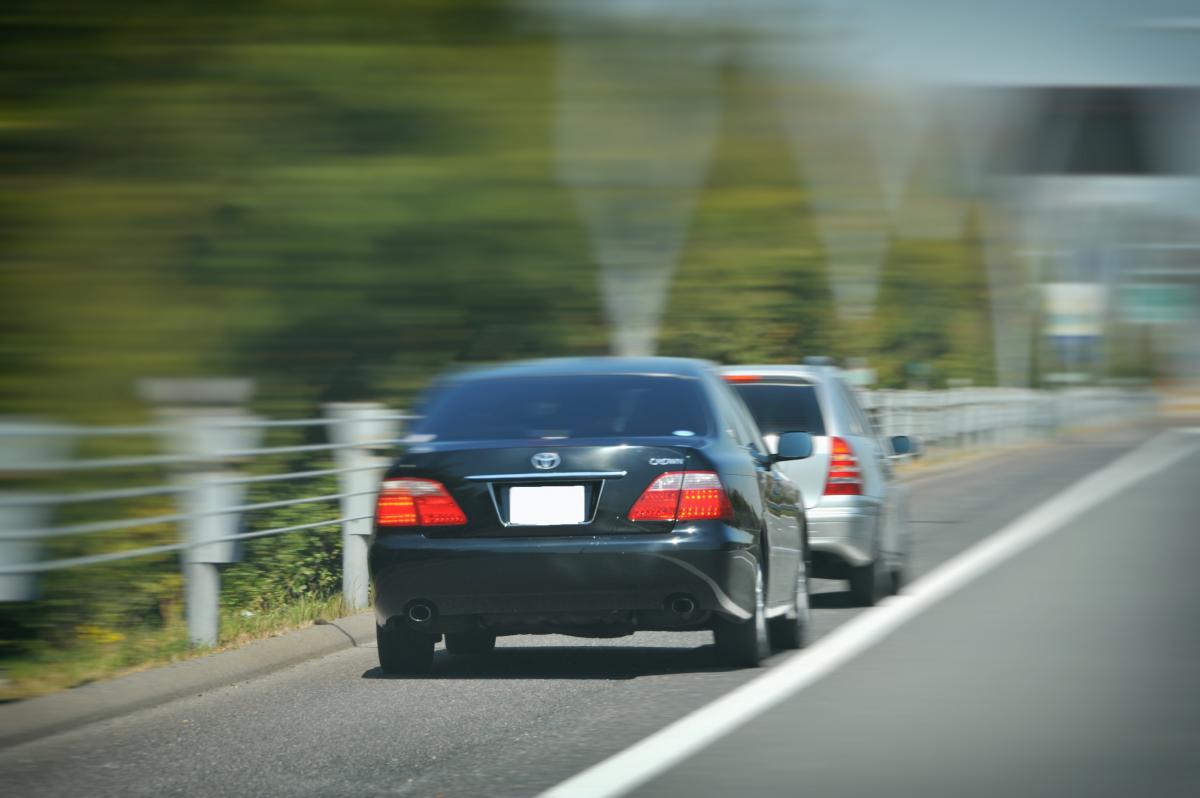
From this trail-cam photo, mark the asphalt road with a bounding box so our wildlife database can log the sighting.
[629,428,1200,798]
[0,423,1188,798]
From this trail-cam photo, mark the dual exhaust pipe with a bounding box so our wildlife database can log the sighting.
[407,601,435,624]
[667,595,697,618]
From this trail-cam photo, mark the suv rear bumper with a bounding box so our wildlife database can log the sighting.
[370,522,758,633]
[808,502,879,569]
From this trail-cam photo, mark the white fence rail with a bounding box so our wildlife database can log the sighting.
[0,403,411,645]
[0,387,1153,646]
[860,387,1152,451]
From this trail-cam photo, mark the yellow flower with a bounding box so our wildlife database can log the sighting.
[75,625,126,644]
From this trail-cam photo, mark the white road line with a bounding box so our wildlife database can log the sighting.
[537,430,1200,798]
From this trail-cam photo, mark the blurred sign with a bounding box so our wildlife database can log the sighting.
[1117,283,1194,325]
[1002,88,1200,176]
[1043,372,1091,385]
[1042,283,1106,338]
[843,367,876,388]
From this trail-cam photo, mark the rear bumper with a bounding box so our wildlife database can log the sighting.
[808,502,879,568]
[369,522,758,632]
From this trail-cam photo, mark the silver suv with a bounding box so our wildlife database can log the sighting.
[721,364,914,605]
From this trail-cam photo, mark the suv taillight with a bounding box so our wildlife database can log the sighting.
[823,436,863,496]
[629,471,733,522]
[376,479,467,527]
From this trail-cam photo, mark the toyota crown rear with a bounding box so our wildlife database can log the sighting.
[368,358,811,673]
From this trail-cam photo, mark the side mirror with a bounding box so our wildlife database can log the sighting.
[889,435,920,459]
[774,431,813,461]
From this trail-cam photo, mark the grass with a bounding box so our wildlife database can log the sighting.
[217,594,352,649]
[0,593,350,703]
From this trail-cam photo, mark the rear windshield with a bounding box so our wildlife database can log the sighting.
[412,374,712,441]
[730,382,826,436]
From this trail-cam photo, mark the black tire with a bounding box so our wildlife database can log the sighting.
[888,565,906,596]
[376,622,435,675]
[848,556,887,607]
[768,561,810,650]
[713,563,770,667]
[444,630,497,656]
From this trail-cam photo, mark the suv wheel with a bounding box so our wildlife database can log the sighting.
[376,622,435,675]
[848,555,887,607]
[713,562,770,667]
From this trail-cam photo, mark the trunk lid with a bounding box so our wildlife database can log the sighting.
[391,439,708,536]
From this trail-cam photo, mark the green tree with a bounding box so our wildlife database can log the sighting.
[660,67,836,364]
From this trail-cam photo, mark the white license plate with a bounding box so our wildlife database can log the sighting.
[508,485,586,526]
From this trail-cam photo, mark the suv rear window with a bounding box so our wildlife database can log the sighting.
[730,382,826,436]
[413,374,712,441]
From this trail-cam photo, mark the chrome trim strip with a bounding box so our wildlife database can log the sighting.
[466,471,627,482]
[809,539,874,566]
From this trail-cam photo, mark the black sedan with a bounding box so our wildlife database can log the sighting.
[369,357,815,673]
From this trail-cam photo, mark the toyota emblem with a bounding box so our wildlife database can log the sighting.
[531,452,561,470]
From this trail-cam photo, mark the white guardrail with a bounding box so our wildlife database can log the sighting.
[0,387,1152,646]
[858,386,1153,449]
[0,403,412,646]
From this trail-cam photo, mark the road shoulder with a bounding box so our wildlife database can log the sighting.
[0,612,374,749]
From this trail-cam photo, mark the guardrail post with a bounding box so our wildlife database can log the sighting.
[877,390,892,439]
[0,421,75,602]
[946,379,970,449]
[141,379,259,647]
[326,403,402,612]
[860,390,879,436]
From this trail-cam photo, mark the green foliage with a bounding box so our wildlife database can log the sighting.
[0,0,1003,412]
[660,68,837,364]
[0,0,604,419]
[869,209,995,388]
[220,476,344,612]
[1106,325,1161,381]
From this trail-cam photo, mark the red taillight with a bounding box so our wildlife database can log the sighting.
[824,436,863,496]
[629,472,683,521]
[629,471,733,522]
[376,479,467,527]
[677,471,735,520]
[721,374,760,383]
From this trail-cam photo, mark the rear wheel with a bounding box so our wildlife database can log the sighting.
[768,560,810,650]
[445,630,497,656]
[848,555,887,607]
[376,622,435,675]
[713,563,770,667]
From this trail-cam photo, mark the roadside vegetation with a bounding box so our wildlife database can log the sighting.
[2,592,347,702]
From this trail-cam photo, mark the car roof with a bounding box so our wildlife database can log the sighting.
[438,356,716,384]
